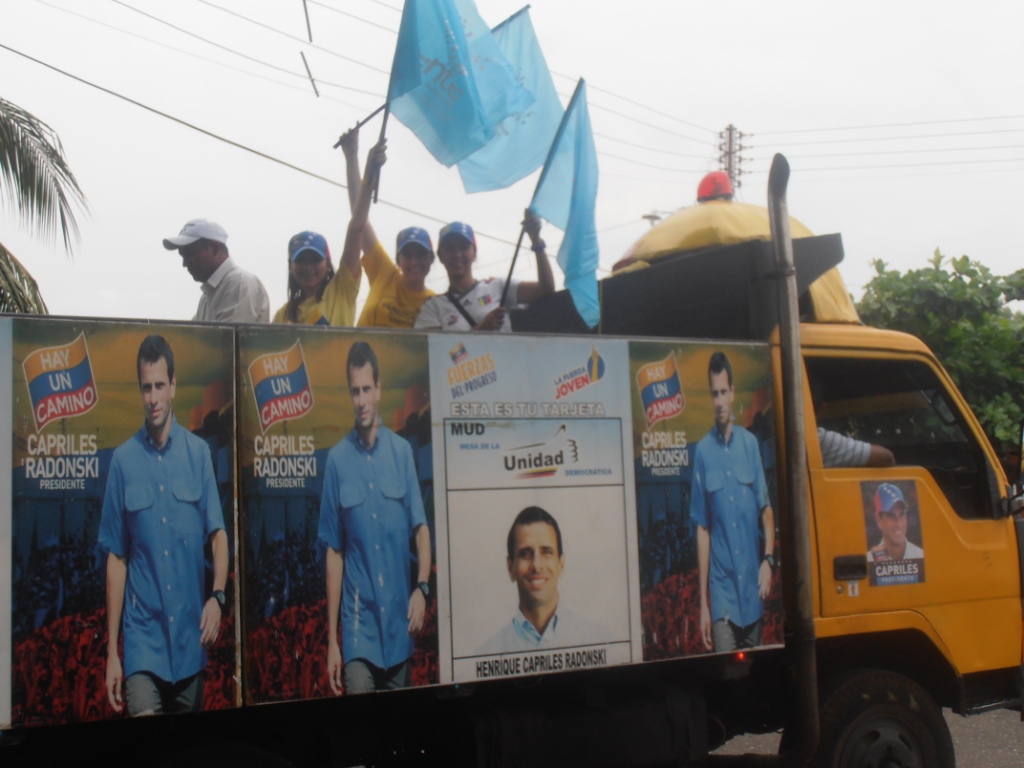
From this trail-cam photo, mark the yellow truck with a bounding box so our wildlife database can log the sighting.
[1,157,1021,767]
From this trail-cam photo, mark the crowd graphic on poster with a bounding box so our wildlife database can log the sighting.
[432,336,638,684]
[238,328,437,703]
[863,480,926,586]
[630,342,782,661]
[8,320,237,727]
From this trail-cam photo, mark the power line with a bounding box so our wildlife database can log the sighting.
[113,0,390,79]
[0,41,527,248]
[0,42,339,182]
[36,0,374,108]
[196,0,391,75]
[550,70,717,136]
[199,1,717,150]
[597,150,708,174]
[756,157,1024,172]
[782,144,1024,161]
[758,126,1024,148]
[593,131,711,160]
[306,0,400,33]
[350,0,403,13]
[755,164,1024,185]
[584,98,717,147]
[756,114,1024,136]
[102,0,718,165]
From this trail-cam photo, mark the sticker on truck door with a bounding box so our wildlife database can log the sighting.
[863,480,925,586]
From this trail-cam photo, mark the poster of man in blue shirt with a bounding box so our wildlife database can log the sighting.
[691,350,776,653]
[99,334,228,716]
[319,340,431,695]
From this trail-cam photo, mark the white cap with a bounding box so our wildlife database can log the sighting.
[162,219,228,249]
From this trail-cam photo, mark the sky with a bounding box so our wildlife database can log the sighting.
[2,0,1023,322]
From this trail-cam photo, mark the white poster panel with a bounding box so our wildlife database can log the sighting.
[428,335,640,683]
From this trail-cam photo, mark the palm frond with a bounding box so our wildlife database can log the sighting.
[0,241,48,314]
[0,97,88,255]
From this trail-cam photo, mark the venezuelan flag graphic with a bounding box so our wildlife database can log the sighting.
[23,332,98,431]
[636,352,684,426]
[587,347,605,383]
[248,340,314,433]
[449,343,468,364]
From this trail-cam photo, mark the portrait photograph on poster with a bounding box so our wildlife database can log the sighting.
[7,319,237,727]
[237,327,437,703]
[427,333,640,684]
[447,480,633,682]
[629,341,783,661]
[861,479,926,586]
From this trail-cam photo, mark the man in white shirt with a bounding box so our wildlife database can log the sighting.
[163,218,270,323]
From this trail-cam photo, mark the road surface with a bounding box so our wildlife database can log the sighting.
[714,708,1023,766]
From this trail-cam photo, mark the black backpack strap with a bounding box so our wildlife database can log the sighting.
[446,289,477,328]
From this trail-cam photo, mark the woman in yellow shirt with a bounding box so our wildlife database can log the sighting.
[338,128,436,329]
[273,140,384,326]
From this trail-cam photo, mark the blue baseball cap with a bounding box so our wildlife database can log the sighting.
[874,483,905,514]
[396,226,433,256]
[439,221,475,248]
[288,231,329,262]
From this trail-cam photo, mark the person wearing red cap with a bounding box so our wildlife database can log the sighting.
[413,212,554,332]
[696,170,735,203]
[337,128,436,329]
[272,141,381,326]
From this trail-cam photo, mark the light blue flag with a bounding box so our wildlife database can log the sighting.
[387,0,533,167]
[457,7,563,193]
[529,80,600,328]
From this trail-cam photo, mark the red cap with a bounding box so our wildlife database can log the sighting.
[697,171,734,202]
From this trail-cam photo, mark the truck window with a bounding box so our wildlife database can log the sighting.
[805,355,995,520]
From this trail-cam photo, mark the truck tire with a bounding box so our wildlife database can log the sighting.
[813,669,954,768]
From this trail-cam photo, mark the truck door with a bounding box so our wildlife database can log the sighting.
[804,352,1021,674]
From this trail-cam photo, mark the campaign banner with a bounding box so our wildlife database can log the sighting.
[237,327,437,703]
[429,335,639,683]
[4,319,237,728]
[629,341,783,660]
[862,480,926,586]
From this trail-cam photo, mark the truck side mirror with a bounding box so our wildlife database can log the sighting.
[1001,419,1024,516]
[1018,419,1024,486]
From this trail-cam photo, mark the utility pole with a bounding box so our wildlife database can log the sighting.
[718,124,747,191]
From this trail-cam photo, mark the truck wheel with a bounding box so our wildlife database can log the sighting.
[813,669,954,768]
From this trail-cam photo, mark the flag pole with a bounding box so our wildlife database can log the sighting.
[500,225,529,307]
[502,78,585,307]
[332,104,386,148]
[373,104,390,203]
[531,78,584,198]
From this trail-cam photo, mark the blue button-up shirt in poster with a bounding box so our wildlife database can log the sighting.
[690,424,770,629]
[98,417,225,684]
[318,427,427,671]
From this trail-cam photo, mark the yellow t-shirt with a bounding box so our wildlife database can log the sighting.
[272,263,361,326]
[356,241,435,329]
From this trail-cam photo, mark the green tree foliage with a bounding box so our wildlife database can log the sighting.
[857,251,1024,450]
[0,97,88,313]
